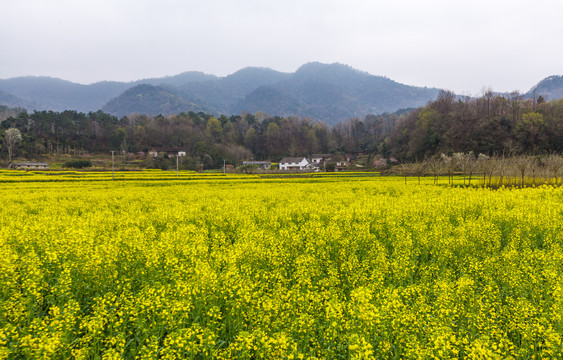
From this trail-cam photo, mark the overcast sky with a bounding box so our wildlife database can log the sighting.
[1,0,561,95]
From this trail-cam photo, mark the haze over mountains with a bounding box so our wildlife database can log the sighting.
[1,62,562,125]
[526,75,563,100]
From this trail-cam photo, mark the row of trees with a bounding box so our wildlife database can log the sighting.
[1,90,562,169]
[0,109,400,169]
[398,153,563,187]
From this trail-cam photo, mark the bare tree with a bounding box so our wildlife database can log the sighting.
[544,154,563,185]
[426,157,442,185]
[466,152,478,186]
[477,153,492,187]
[412,162,427,185]
[4,128,22,163]
[453,152,477,186]
[494,156,509,187]
[441,153,456,185]
[513,156,531,188]
[509,90,523,124]
[398,163,410,184]
[528,156,540,186]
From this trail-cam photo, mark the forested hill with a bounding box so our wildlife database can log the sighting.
[0,90,40,110]
[102,84,208,117]
[2,64,563,125]
[231,63,440,123]
[1,63,441,124]
[104,63,440,124]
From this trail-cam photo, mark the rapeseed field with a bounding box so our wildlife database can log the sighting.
[0,172,562,359]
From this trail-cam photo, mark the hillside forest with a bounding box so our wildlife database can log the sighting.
[1,90,562,170]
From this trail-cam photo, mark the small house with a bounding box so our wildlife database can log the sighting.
[9,162,50,170]
[279,157,310,171]
[305,162,320,171]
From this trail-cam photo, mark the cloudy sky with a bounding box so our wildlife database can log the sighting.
[1,0,561,95]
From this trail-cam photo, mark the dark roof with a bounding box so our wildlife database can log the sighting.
[243,161,271,165]
[149,147,186,152]
[12,162,49,166]
[311,154,332,158]
[280,157,308,163]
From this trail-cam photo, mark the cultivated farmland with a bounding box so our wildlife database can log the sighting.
[0,171,562,359]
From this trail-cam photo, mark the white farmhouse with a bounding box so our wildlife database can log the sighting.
[279,157,310,171]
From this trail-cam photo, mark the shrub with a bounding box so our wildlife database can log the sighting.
[62,160,92,169]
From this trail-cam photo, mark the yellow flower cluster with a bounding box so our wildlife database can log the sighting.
[0,169,257,183]
[0,173,562,359]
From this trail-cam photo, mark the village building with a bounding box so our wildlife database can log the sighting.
[9,162,50,170]
[148,147,187,157]
[304,162,320,171]
[279,157,310,171]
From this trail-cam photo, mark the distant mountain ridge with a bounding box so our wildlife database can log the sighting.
[525,75,563,100]
[0,90,41,110]
[1,63,562,124]
[101,63,442,123]
[168,67,292,117]
[0,72,216,113]
[231,63,437,123]
[102,84,207,116]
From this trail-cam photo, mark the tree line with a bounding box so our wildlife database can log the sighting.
[385,90,563,159]
[395,152,563,188]
[1,90,562,169]
[0,109,400,169]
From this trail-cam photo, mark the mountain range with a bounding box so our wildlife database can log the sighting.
[525,75,563,100]
[1,63,562,125]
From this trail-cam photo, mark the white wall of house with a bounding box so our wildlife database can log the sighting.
[279,158,309,170]
[11,162,49,170]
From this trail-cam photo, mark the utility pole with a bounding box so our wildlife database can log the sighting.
[176,154,179,177]
[223,159,226,174]
[111,151,115,181]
